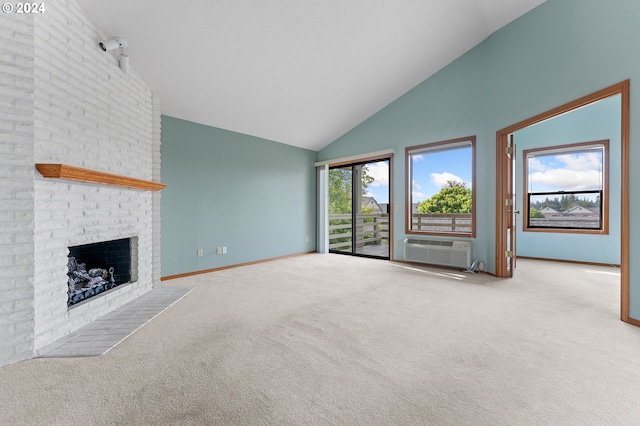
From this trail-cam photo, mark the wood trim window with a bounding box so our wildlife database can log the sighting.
[523,140,609,234]
[405,136,476,237]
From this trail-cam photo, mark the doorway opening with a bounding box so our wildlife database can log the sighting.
[495,80,631,323]
[328,157,391,260]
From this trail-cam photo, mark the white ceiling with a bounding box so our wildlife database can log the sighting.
[76,0,545,151]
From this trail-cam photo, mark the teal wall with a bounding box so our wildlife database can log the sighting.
[317,0,640,317]
[161,116,317,277]
[514,95,621,264]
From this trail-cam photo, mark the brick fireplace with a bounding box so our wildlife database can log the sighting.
[32,162,163,356]
[0,1,163,367]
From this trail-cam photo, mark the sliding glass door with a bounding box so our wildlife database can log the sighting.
[328,158,390,259]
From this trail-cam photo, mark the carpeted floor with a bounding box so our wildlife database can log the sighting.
[1,254,639,425]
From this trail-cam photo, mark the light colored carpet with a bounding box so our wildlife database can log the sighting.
[1,254,639,425]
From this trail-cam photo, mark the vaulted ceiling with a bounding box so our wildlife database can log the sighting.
[76,0,546,151]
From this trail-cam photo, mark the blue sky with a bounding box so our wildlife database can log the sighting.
[362,149,473,205]
[409,148,472,203]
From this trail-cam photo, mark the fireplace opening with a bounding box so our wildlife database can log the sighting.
[67,237,137,307]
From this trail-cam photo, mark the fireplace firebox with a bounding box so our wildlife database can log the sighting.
[67,237,137,307]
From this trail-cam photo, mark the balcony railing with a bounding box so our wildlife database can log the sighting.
[329,213,389,251]
[410,213,472,233]
[330,213,472,252]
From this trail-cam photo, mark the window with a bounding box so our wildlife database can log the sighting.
[523,140,608,233]
[406,136,475,237]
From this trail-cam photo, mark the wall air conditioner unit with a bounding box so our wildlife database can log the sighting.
[404,238,472,269]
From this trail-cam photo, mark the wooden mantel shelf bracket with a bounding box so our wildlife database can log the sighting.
[35,163,166,191]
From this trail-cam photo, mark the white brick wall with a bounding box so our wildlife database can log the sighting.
[0,13,36,366]
[31,0,158,350]
[152,95,162,287]
[0,0,162,365]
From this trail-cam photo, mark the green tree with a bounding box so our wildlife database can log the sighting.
[328,166,374,214]
[418,180,471,214]
[530,194,598,212]
[328,166,375,249]
[328,168,353,215]
[529,207,545,218]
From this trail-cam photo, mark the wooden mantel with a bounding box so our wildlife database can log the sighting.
[35,163,166,191]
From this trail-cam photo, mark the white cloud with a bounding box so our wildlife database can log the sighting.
[529,152,602,190]
[530,169,601,190]
[412,180,426,200]
[430,172,464,188]
[556,152,602,171]
[363,162,389,187]
[412,191,427,200]
[528,157,547,172]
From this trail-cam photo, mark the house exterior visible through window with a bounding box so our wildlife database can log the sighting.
[405,136,476,237]
[523,140,608,233]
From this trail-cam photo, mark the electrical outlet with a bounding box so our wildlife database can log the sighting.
[216,247,222,254]
[305,236,309,242]
[222,246,227,254]
[394,241,399,248]
[197,248,204,257]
